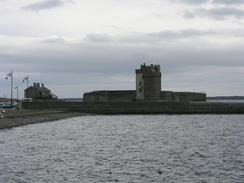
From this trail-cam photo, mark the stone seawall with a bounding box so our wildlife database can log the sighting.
[22,101,83,111]
[22,101,244,114]
[0,109,82,129]
[83,90,206,103]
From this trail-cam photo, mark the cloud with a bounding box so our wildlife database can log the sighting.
[213,0,244,4]
[1,33,244,97]
[41,36,66,43]
[85,30,214,45]
[120,29,216,44]
[1,0,244,97]
[148,29,214,39]
[184,7,244,19]
[86,33,114,43]
[22,0,69,11]
[176,0,208,4]
[177,0,244,5]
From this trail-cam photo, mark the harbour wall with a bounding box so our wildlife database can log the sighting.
[83,90,206,103]
[22,101,244,114]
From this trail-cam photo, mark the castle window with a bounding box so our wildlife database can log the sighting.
[139,81,142,86]
[139,88,142,93]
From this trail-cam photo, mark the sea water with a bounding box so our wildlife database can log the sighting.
[0,115,244,183]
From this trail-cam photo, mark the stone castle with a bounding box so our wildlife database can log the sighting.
[83,64,206,103]
[136,63,161,100]
[22,64,244,114]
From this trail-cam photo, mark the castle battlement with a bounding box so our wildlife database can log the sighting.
[136,63,161,74]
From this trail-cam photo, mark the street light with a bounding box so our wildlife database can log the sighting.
[15,86,19,102]
[23,74,29,101]
[5,70,13,108]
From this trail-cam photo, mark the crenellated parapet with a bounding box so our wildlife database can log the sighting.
[136,63,161,74]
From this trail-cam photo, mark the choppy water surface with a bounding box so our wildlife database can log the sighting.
[0,115,244,183]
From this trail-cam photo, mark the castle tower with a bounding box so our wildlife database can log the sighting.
[136,63,161,100]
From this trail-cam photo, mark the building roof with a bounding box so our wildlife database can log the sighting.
[25,83,51,93]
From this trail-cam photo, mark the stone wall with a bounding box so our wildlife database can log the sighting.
[22,100,83,111]
[83,90,136,103]
[136,64,161,100]
[83,90,206,103]
[161,91,206,102]
[22,101,244,114]
[143,74,161,100]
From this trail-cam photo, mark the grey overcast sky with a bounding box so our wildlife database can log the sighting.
[0,0,244,98]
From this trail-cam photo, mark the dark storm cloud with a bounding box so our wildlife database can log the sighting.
[22,0,68,11]
[184,7,244,19]
[213,0,244,4]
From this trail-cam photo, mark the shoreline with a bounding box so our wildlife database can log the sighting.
[0,109,84,130]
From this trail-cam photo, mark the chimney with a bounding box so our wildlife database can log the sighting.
[37,83,40,87]
[33,83,36,87]
[41,83,44,87]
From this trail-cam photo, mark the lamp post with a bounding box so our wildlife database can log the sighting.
[15,86,19,102]
[5,70,13,108]
[23,74,29,101]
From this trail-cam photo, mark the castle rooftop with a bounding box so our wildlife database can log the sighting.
[135,63,161,74]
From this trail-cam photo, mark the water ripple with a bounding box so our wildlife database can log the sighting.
[0,115,244,182]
